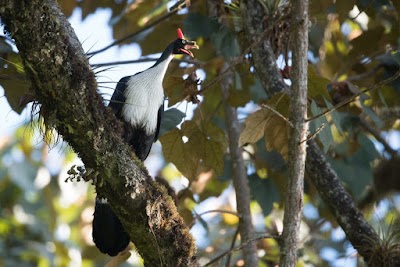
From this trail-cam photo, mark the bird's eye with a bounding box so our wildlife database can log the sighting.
[182,39,186,44]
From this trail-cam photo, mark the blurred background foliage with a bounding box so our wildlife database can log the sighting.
[1,0,400,266]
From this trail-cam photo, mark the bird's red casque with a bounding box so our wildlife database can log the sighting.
[177,28,185,39]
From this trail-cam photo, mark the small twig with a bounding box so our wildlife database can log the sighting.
[87,0,190,56]
[203,234,279,267]
[300,122,326,144]
[347,65,382,82]
[198,25,273,94]
[305,70,400,122]
[225,228,240,267]
[359,118,398,157]
[91,57,204,68]
[261,103,293,128]
[188,209,240,228]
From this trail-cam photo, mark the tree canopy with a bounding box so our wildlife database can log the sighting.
[1,0,400,266]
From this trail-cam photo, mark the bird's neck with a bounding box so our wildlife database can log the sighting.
[153,42,175,67]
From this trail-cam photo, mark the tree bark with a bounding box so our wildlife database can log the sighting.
[306,140,400,266]
[241,0,286,97]
[221,64,259,266]
[0,1,198,266]
[279,0,309,265]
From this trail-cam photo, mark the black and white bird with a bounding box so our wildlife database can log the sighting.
[92,28,198,256]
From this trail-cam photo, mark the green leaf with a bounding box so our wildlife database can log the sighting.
[0,56,31,114]
[188,122,228,176]
[323,97,344,135]
[329,133,379,198]
[211,26,240,59]
[308,64,331,99]
[160,122,199,179]
[360,101,384,129]
[159,108,186,136]
[248,173,280,216]
[160,121,227,179]
[310,100,333,153]
[184,13,219,39]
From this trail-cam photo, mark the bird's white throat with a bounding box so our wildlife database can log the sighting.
[122,54,174,134]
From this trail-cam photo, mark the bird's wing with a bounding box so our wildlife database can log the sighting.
[108,76,130,117]
[154,103,164,142]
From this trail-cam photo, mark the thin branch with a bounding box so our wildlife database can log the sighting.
[198,25,272,94]
[261,103,293,128]
[225,228,240,267]
[188,209,240,228]
[92,57,204,68]
[300,122,327,144]
[87,0,190,56]
[305,70,400,122]
[203,234,278,267]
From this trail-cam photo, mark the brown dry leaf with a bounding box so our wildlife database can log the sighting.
[239,108,270,146]
[264,114,290,160]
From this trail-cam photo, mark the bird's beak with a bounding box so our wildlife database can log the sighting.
[180,41,199,58]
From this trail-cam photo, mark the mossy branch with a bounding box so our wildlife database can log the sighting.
[0,1,198,266]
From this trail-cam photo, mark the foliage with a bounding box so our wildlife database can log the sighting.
[1,0,400,266]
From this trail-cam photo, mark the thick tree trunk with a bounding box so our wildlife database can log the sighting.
[0,1,198,266]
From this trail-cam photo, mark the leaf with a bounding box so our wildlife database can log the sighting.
[310,100,334,153]
[323,97,344,135]
[248,173,280,216]
[211,26,240,59]
[188,123,228,176]
[240,93,290,159]
[308,64,331,99]
[159,108,185,136]
[329,133,379,198]
[184,13,219,39]
[239,109,270,146]
[360,101,384,129]
[160,122,199,179]
[0,55,31,114]
[160,121,228,179]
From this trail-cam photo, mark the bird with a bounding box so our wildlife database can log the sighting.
[92,28,198,256]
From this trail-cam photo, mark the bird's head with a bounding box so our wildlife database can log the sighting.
[172,28,199,58]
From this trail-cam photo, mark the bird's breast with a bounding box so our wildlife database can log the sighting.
[122,72,164,135]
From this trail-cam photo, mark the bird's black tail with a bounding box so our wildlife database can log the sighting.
[92,197,130,256]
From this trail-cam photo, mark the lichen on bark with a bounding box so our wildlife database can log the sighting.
[0,0,198,266]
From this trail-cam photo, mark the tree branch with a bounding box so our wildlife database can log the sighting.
[240,0,287,96]
[220,63,259,266]
[280,0,309,264]
[0,1,198,266]
[306,140,400,265]
[87,0,190,56]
